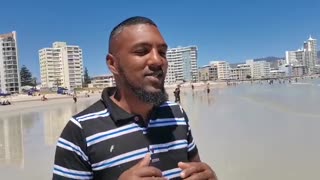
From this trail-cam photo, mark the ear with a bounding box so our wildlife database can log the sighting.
[106,53,120,75]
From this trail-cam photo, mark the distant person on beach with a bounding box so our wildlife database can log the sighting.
[53,16,217,180]
[72,94,77,103]
[1,99,11,105]
[206,83,210,94]
[174,86,181,102]
[41,95,48,101]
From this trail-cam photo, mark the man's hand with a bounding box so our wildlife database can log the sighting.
[178,161,217,180]
[118,154,167,180]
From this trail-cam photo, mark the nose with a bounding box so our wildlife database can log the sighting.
[147,48,164,67]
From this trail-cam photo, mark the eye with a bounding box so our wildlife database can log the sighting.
[158,50,167,58]
[134,48,149,56]
[159,51,167,58]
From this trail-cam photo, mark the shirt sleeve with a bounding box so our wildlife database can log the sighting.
[182,109,199,160]
[53,118,93,180]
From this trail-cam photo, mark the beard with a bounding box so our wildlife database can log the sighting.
[119,68,168,107]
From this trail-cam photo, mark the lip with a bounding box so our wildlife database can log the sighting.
[145,70,163,77]
[145,75,162,83]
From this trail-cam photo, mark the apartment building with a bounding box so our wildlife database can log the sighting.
[0,31,21,93]
[165,46,198,84]
[39,42,83,90]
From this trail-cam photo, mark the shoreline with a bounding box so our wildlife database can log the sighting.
[0,94,101,114]
[0,82,228,113]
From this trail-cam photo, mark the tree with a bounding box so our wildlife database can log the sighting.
[55,78,62,87]
[31,77,37,87]
[83,67,91,87]
[20,65,33,86]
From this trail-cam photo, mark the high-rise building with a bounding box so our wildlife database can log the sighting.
[230,64,251,80]
[165,46,198,84]
[286,36,317,74]
[209,61,230,80]
[165,61,177,84]
[0,31,21,94]
[39,42,84,90]
[88,74,116,88]
[304,36,317,73]
[286,49,305,66]
[246,60,271,79]
[198,65,218,81]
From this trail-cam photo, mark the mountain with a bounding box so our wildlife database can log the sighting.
[233,51,320,67]
[254,56,284,62]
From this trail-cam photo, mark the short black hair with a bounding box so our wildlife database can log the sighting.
[108,16,158,53]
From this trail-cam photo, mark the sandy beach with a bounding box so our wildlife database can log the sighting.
[0,79,319,180]
[0,93,101,114]
[0,82,227,114]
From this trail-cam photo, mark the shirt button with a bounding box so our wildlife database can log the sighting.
[134,116,139,121]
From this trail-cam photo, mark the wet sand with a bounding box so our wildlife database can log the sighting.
[0,94,101,115]
[0,79,319,179]
[0,82,226,114]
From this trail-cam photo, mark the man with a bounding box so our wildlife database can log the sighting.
[173,86,181,103]
[73,93,77,103]
[53,16,217,180]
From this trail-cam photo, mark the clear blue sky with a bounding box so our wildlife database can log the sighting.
[1,0,320,79]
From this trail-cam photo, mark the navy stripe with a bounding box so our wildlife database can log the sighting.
[53,168,92,177]
[93,149,149,169]
[153,142,188,151]
[166,170,181,177]
[58,140,88,161]
[87,125,139,144]
[150,120,185,125]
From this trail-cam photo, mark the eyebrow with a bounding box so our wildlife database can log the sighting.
[159,43,168,50]
[132,42,168,50]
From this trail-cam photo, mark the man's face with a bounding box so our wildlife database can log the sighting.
[112,24,168,105]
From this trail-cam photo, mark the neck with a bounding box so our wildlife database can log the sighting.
[111,87,153,121]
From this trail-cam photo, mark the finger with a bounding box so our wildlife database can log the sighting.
[180,165,204,178]
[183,171,210,180]
[137,154,151,167]
[135,166,163,177]
[178,162,192,169]
[184,170,217,180]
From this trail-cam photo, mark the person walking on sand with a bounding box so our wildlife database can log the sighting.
[73,93,77,103]
[174,86,181,103]
[206,83,210,94]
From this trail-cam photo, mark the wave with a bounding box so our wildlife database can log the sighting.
[292,82,314,85]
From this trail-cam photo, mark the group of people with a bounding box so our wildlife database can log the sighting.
[174,83,211,103]
[0,99,11,105]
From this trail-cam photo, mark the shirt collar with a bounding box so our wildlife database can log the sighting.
[101,87,164,127]
[101,87,137,125]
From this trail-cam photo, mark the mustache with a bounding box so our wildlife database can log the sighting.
[145,69,164,77]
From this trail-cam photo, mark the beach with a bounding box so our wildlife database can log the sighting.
[0,79,319,180]
[0,81,227,114]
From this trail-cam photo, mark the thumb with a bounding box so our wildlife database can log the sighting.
[178,162,191,169]
[137,153,151,167]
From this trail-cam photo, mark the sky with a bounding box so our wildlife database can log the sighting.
[1,0,320,79]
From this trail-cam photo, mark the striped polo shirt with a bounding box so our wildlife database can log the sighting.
[53,87,198,180]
